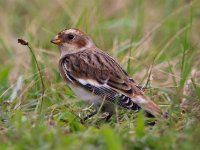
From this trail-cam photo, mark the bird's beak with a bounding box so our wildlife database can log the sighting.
[51,35,62,45]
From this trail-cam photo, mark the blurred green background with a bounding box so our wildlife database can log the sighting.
[0,0,200,150]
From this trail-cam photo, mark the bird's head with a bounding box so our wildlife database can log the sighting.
[51,28,94,55]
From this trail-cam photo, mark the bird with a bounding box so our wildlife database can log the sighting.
[51,28,162,121]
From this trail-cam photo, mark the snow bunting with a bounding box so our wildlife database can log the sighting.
[51,28,162,120]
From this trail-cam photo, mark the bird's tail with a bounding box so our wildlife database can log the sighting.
[132,95,162,117]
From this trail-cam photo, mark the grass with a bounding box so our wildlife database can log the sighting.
[0,0,200,149]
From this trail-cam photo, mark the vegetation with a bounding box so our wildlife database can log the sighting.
[0,0,200,149]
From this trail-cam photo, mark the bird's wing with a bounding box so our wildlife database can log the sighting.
[82,83,141,112]
[60,56,141,113]
[59,49,161,117]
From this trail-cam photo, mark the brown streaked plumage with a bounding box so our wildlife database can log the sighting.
[51,28,162,119]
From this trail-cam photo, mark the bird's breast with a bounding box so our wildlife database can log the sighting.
[68,83,102,105]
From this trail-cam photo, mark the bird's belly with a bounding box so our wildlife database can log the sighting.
[68,83,102,104]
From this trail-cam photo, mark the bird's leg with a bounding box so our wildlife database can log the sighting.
[83,107,98,121]
[82,102,114,122]
[83,107,112,122]
[144,111,157,126]
[99,112,112,121]
[99,103,114,121]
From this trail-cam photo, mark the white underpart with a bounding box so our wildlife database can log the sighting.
[70,78,112,106]
[68,83,102,105]
[75,78,105,104]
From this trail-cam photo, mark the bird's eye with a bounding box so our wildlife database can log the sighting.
[68,34,75,40]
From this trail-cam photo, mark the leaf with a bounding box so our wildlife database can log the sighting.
[180,62,191,88]
[135,111,145,138]
[0,66,10,86]
[100,125,122,150]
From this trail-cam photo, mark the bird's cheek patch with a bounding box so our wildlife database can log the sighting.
[76,39,86,48]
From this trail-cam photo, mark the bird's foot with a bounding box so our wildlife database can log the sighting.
[98,112,112,121]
